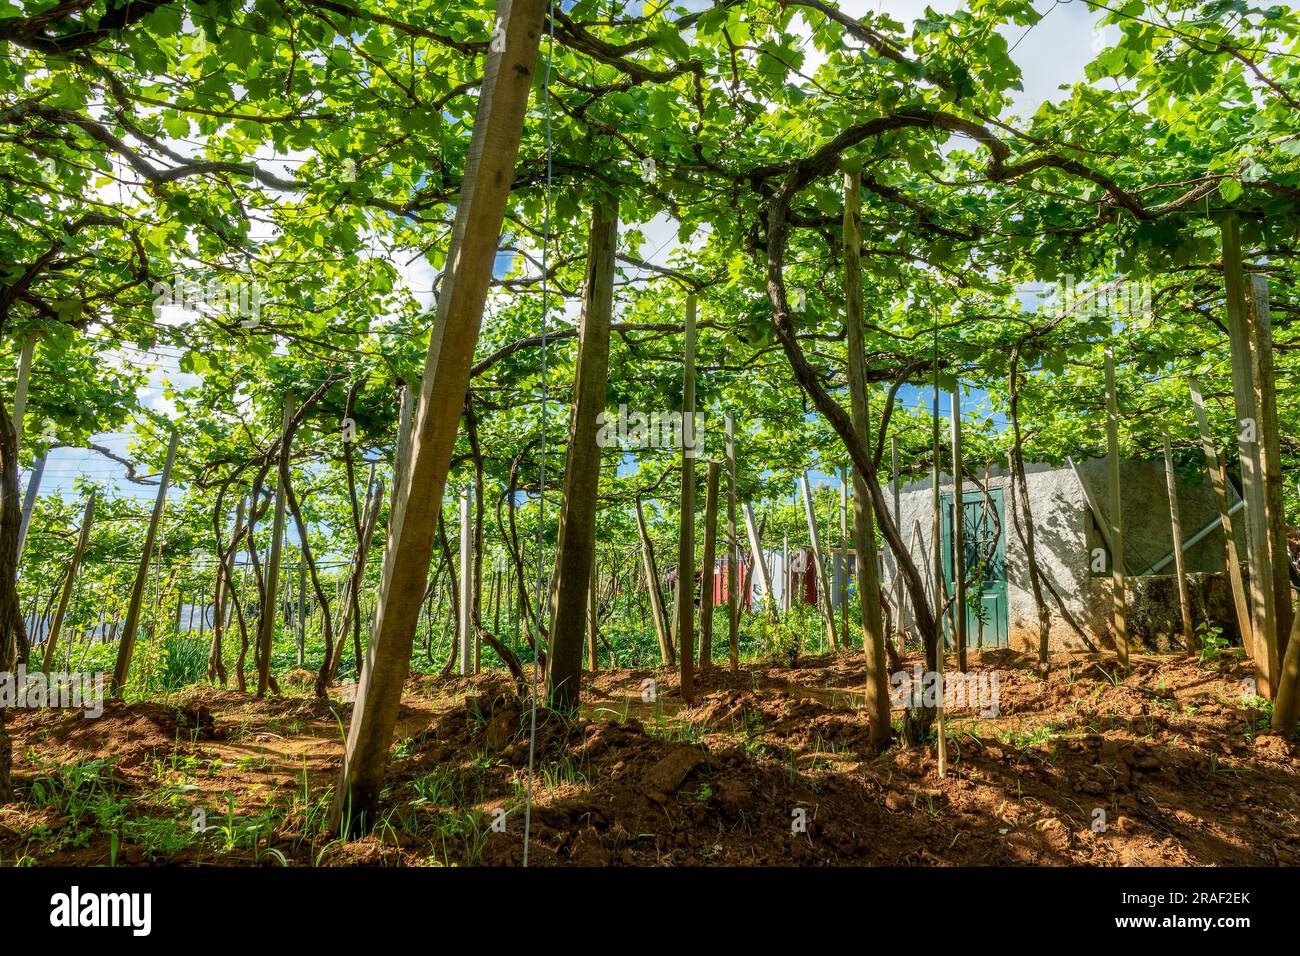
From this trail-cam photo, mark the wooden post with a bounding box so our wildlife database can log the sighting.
[1222,217,1281,695]
[676,294,698,705]
[1104,349,1130,669]
[295,551,307,666]
[459,488,473,676]
[545,194,616,710]
[256,400,293,697]
[801,475,838,650]
[891,435,905,649]
[1188,375,1253,652]
[12,335,34,445]
[16,452,45,559]
[41,489,96,672]
[699,460,720,669]
[330,0,548,832]
[1067,455,1118,557]
[1162,433,1196,655]
[494,558,504,636]
[197,577,206,642]
[950,388,967,672]
[635,496,673,665]
[390,384,416,508]
[586,550,599,672]
[14,333,39,564]
[339,382,417,673]
[110,429,180,695]
[1246,275,1293,663]
[1271,612,1300,731]
[781,532,789,614]
[725,412,740,670]
[845,168,891,745]
[931,378,947,775]
[743,502,774,617]
[839,469,849,649]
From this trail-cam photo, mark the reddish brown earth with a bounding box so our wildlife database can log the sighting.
[1,648,1296,866]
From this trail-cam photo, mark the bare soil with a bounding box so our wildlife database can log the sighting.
[1,648,1296,866]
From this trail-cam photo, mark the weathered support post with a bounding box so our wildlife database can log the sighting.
[13,331,40,563]
[197,577,206,642]
[676,294,698,704]
[330,0,548,832]
[391,384,416,508]
[16,455,43,561]
[724,412,740,670]
[844,168,891,746]
[801,475,838,650]
[1067,455,1117,557]
[891,435,905,649]
[545,194,616,710]
[1222,217,1283,695]
[459,488,472,677]
[839,469,849,649]
[699,460,720,670]
[1104,349,1130,670]
[12,335,34,442]
[1245,274,1293,665]
[494,555,504,636]
[930,376,948,773]
[111,429,180,695]
[41,489,96,672]
[781,532,789,614]
[1271,613,1300,732]
[586,550,599,672]
[1188,375,1253,653]
[1162,434,1196,655]
[635,496,673,665]
[950,388,967,672]
[296,550,307,666]
[256,400,293,697]
[743,502,774,617]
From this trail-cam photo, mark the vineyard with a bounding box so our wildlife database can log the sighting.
[0,0,1298,879]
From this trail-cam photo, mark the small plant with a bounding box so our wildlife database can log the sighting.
[997,722,1057,750]
[539,755,589,791]
[411,768,460,808]
[757,596,801,666]
[1198,623,1229,663]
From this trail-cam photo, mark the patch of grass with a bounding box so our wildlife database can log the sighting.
[997,722,1058,750]
[411,767,462,808]
[645,712,702,743]
[428,810,491,866]
[538,754,589,791]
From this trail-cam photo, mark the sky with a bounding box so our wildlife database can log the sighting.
[26,0,1105,510]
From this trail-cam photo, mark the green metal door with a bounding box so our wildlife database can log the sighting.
[940,487,1008,649]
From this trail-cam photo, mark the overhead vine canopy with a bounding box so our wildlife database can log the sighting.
[0,0,1297,863]
[2,0,1296,473]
